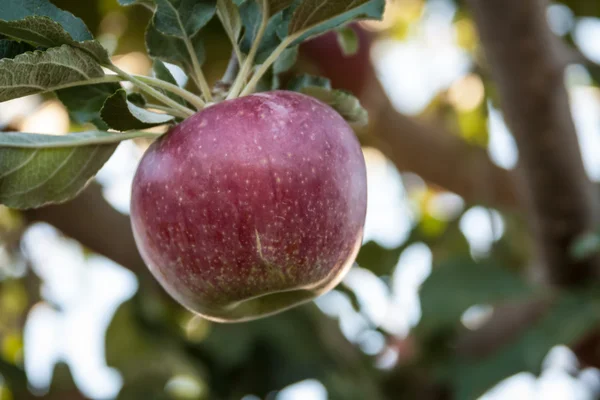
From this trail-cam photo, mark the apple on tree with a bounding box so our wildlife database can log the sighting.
[0,0,385,322]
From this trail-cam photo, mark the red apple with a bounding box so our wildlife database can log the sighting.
[299,23,374,98]
[130,91,367,322]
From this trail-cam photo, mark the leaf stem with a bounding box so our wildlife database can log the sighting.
[239,34,297,97]
[227,0,269,99]
[146,103,189,119]
[216,1,244,69]
[132,74,205,109]
[107,64,195,117]
[183,36,213,102]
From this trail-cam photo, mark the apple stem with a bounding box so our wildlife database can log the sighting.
[226,0,270,99]
[107,64,196,117]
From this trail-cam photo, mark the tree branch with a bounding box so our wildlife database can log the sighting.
[363,75,519,209]
[466,0,600,285]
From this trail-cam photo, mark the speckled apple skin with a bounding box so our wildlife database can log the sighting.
[130,91,367,322]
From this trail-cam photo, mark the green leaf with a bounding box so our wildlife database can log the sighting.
[336,25,359,56]
[239,0,284,61]
[0,39,35,59]
[267,0,296,16]
[417,257,533,339]
[299,86,368,127]
[271,46,298,89]
[153,0,217,38]
[286,74,331,91]
[0,45,109,103]
[451,289,600,400]
[146,21,206,75]
[0,0,110,64]
[0,130,158,209]
[152,60,187,105]
[0,0,93,42]
[288,0,385,43]
[273,45,297,74]
[101,89,174,131]
[217,0,242,45]
[56,83,121,129]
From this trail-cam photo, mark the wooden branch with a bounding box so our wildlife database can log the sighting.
[466,0,600,285]
[363,76,519,209]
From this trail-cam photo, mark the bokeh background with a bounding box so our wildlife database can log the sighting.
[2,0,600,399]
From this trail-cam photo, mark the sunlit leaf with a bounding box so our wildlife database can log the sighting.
[0,130,158,208]
[0,45,108,102]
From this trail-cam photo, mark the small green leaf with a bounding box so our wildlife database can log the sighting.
[101,89,175,131]
[56,83,122,129]
[152,60,187,105]
[336,25,359,56]
[0,39,35,59]
[0,45,109,103]
[0,130,158,209]
[300,86,368,127]
[153,0,217,38]
[146,21,205,76]
[287,74,331,91]
[288,0,385,43]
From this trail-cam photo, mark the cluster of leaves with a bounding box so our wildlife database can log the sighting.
[0,0,384,210]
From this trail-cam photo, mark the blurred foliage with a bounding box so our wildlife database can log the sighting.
[1,0,600,399]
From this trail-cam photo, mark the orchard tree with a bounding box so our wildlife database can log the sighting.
[1,0,600,399]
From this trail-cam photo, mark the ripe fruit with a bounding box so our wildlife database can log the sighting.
[130,91,367,322]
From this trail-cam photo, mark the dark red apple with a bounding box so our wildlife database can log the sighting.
[130,91,367,322]
[299,23,374,98]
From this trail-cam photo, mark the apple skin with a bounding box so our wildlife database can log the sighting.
[299,23,374,98]
[130,91,367,322]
